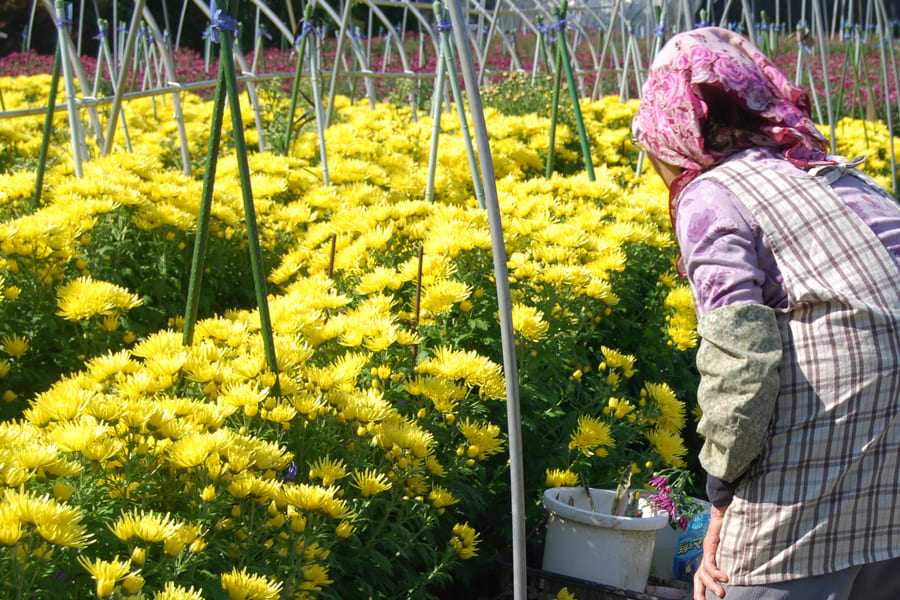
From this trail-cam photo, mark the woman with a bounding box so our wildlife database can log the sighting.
[632,27,900,600]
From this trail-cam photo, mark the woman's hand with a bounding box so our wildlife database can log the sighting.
[693,505,729,599]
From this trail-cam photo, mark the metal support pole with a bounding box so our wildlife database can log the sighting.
[55,0,86,177]
[101,0,147,156]
[444,2,525,600]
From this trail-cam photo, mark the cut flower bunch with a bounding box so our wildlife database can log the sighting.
[1,69,899,598]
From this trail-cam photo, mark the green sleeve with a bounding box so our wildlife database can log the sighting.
[696,303,782,482]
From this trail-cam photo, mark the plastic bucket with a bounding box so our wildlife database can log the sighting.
[542,487,669,591]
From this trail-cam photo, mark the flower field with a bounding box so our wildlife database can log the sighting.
[1,52,899,599]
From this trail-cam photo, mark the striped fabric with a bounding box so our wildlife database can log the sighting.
[691,159,900,584]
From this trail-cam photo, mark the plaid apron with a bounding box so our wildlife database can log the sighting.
[692,158,900,584]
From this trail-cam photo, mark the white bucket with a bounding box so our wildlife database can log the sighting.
[542,487,669,591]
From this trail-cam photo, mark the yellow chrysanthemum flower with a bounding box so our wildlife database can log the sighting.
[457,418,504,461]
[555,587,578,600]
[109,509,180,544]
[646,428,688,468]
[1,333,29,358]
[221,567,284,600]
[282,483,353,519]
[415,346,505,400]
[600,346,637,378]
[55,276,142,322]
[420,279,472,316]
[450,522,481,560]
[428,484,459,509]
[4,488,91,548]
[405,376,466,414]
[308,457,347,487]
[300,562,333,591]
[351,468,392,497]
[645,382,687,433]
[511,303,550,341]
[77,555,133,597]
[568,415,615,457]
[545,468,580,488]
[152,582,207,600]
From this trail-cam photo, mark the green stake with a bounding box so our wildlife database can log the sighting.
[183,63,228,347]
[544,17,564,178]
[553,1,594,181]
[435,2,485,207]
[183,0,280,394]
[32,45,62,211]
[282,5,314,156]
[219,0,281,394]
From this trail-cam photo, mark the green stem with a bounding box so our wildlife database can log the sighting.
[401,547,456,600]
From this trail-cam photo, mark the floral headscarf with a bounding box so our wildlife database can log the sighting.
[632,27,833,219]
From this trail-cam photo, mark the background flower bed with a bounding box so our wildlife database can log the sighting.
[0,63,898,599]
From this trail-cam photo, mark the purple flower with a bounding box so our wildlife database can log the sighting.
[283,460,297,482]
[649,475,670,494]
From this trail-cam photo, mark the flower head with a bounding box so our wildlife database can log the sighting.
[450,522,481,559]
[568,415,614,457]
[221,567,283,600]
[1,334,29,358]
[77,556,134,597]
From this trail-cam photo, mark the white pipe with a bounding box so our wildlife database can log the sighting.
[445,1,525,599]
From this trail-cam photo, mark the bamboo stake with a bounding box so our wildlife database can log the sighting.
[175,0,188,50]
[25,0,39,51]
[718,0,734,28]
[308,26,330,186]
[347,28,377,110]
[325,0,355,128]
[592,0,622,100]
[41,0,105,146]
[77,0,85,55]
[545,15,565,177]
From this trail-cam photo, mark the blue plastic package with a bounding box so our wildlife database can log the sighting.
[673,511,710,582]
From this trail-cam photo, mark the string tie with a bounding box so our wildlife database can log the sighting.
[209,6,238,43]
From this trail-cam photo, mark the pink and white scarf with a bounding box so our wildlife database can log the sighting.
[631,27,833,223]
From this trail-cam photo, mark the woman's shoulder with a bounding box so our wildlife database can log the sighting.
[707,147,813,180]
